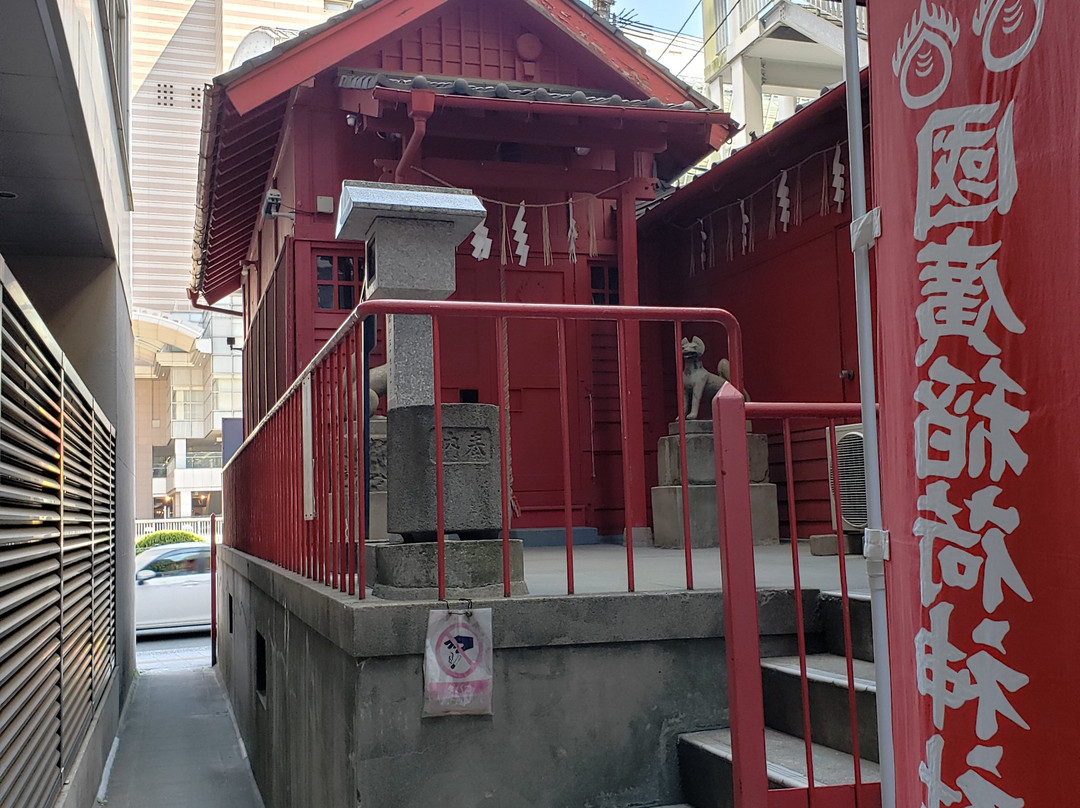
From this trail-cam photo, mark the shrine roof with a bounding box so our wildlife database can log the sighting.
[216,0,713,116]
[337,70,704,111]
[637,71,869,232]
[191,0,728,305]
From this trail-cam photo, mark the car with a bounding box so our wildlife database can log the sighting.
[134,543,212,631]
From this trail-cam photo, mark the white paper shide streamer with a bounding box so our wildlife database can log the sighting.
[512,201,529,267]
[567,198,579,264]
[740,199,749,256]
[697,219,708,275]
[777,170,791,232]
[470,212,492,261]
[832,144,846,213]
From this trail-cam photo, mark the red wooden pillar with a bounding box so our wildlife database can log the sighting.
[616,177,648,539]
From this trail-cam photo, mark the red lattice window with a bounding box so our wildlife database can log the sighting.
[315,252,364,311]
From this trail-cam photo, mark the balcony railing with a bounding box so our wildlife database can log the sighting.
[740,0,867,33]
[136,517,217,541]
[224,299,744,599]
[187,451,223,469]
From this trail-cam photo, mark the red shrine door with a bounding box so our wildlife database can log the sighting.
[449,257,590,533]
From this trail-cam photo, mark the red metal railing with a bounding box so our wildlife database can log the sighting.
[224,299,742,600]
[713,392,880,808]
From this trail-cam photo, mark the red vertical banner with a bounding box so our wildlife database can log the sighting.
[868,1,1078,805]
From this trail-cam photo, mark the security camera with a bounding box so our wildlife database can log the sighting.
[263,189,294,220]
[264,189,283,216]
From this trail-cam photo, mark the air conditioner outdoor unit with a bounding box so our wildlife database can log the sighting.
[826,423,868,534]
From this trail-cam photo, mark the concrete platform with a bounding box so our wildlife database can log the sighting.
[514,542,869,599]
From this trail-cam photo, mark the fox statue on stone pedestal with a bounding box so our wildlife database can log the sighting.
[681,336,747,419]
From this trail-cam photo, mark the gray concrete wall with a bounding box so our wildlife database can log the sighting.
[54,673,121,808]
[217,547,814,808]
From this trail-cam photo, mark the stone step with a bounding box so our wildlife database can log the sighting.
[817,590,875,662]
[677,727,880,808]
[761,654,878,762]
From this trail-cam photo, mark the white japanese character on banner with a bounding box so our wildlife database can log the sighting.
[915,102,1017,239]
[915,227,1025,366]
[922,739,1026,808]
[916,602,974,729]
[916,603,1030,736]
[957,745,1025,807]
[973,0,1044,73]
[969,359,1029,481]
[968,485,1031,611]
[920,735,963,808]
[915,357,1029,482]
[913,481,1031,611]
[915,480,982,607]
[967,646,1030,740]
[915,356,974,480]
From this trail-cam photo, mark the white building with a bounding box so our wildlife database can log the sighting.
[130,0,348,520]
[703,0,868,149]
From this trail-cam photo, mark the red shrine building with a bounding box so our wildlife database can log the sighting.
[191,0,738,537]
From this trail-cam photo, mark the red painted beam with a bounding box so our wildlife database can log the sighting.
[371,86,735,134]
[358,106,673,153]
[387,156,654,198]
[224,0,449,116]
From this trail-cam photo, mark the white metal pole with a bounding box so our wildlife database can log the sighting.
[839,2,896,807]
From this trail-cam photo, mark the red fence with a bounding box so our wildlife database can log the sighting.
[224,299,742,599]
[715,393,879,808]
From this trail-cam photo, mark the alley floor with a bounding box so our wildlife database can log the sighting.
[99,634,263,807]
[96,541,867,806]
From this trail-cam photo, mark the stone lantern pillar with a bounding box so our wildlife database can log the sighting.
[336,181,526,598]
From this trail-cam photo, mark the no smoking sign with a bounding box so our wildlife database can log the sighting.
[424,608,493,716]
[437,625,483,679]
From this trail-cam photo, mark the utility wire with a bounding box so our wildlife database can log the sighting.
[677,0,743,77]
[656,1,703,62]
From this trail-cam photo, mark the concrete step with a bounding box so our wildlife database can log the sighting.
[761,654,878,762]
[677,727,880,808]
[817,590,874,662]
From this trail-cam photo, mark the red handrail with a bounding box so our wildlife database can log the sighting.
[224,299,744,603]
[718,397,878,808]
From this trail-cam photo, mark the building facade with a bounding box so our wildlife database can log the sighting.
[130,0,347,520]
[0,1,136,805]
[702,0,867,149]
[192,0,735,538]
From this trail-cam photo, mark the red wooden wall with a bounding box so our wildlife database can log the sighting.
[638,124,870,539]
[240,89,644,533]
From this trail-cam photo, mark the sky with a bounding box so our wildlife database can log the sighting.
[602,0,706,36]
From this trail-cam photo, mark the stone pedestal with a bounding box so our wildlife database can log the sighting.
[651,420,779,547]
[387,403,503,540]
[372,539,528,600]
[809,532,863,556]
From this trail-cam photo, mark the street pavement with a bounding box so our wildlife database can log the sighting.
[99,633,263,807]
